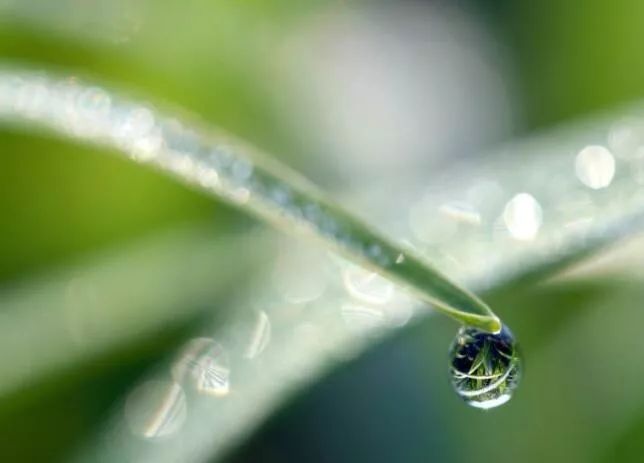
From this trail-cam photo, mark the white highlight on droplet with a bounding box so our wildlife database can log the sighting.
[466,392,512,410]
[575,145,615,189]
[503,193,542,241]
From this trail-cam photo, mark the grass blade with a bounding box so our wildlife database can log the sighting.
[0,67,500,331]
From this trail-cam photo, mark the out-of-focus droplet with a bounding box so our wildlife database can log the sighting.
[76,87,111,118]
[113,106,162,160]
[575,145,615,190]
[448,324,521,410]
[503,193,542,241]
[172,338,230,397]
[228,187,250,204]
[608,118,644,158]
[124,380,187,439]
[244,311,272,359]
[343,265,394,305]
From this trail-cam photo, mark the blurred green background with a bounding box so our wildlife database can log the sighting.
[2,0,644,461]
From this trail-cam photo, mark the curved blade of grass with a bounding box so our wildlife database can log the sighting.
[0,67,500,332]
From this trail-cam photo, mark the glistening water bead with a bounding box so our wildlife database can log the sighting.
[448,324,521,409]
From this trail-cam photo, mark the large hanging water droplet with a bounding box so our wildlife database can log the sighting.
[448,324,521,409]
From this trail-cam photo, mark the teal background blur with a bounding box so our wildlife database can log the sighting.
[2,1,644,461]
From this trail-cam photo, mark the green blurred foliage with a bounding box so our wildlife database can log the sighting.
[3,0,644,462]
[498,0,644,128]
[0,132,215,281]
[0,2,321,459]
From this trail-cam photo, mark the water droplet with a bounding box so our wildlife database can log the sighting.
[228,187,250,204]
[230,158,253,184]
[76,87,111,119]
[448,324,521,409]
[342,265,394,305]
[113,106,162,159]
[503,193,542,241]
[575,145,615,189]
[171,338,230,397]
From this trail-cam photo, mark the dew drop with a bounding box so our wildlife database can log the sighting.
[448,324,521,409]
[171,338,230,397]
[575,145,615,189]
[503,193,542,241]
[342,265,394,305]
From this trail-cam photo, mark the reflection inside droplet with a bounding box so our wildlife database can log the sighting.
[124,380,187,439]
[172,338,230,397]
[448,324,521,410]
[503,193,542,241]
[575,145,615,189]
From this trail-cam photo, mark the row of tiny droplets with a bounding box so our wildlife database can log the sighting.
[0,71,395,269]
